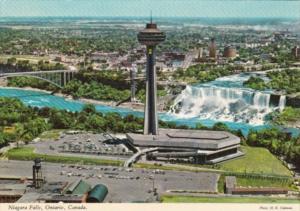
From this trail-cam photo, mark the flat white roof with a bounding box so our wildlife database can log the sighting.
[127,128,240,150]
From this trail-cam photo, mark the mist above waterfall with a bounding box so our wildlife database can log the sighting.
[169,74,285,125]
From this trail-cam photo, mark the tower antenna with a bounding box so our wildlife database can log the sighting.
[150,10,152,23]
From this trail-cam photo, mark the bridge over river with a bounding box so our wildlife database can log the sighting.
[0,69,77,88]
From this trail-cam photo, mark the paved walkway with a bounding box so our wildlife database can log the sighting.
[124,148,158,167]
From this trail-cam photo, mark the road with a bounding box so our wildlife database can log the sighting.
[252,67,299,75]
[124,148,158,167]
[182,51,195,70]
[0,69,76,76]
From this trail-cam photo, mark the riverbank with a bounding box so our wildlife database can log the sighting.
[270,106,300,129]
[0,85,146,112]
[285,122,300,129]
[80,97,145,112]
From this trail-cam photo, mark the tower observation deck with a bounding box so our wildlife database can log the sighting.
[138,22,166,135]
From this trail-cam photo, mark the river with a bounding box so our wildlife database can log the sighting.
[0,73,299,136]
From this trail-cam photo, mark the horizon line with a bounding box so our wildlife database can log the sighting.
[0,16,299,19]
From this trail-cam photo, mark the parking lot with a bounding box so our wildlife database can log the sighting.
[28,132,133,161]
[0,160,220,202]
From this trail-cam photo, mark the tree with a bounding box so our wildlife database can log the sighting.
[7,57,17,65]
[0,133,8,148]
[22,118,49,141]
[49,110,73,129]
[195,123,207,130]
[212,122,230,131]
[85,114,106,131]
[82,104,97,115]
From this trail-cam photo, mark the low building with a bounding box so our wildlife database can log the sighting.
[209,38,217,59]
[16,179,108,203]
[225,176,237,194]
[0,161,109,203]
[126,129,244,164]
[223,46,237,58]
[224,176,289,195]
[86,184,108,203]
[292,46,300,59]
[292,62,300,67]
[0,183,26,203]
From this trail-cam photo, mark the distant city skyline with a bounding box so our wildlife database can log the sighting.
[0,0,300,18]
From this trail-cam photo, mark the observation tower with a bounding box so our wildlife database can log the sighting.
[137,20,166,135]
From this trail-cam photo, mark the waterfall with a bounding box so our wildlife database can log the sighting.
[278,95,286,111]
[252,92,271,108]
[169,85,285,125]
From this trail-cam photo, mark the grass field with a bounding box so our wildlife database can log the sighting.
[38,130,62,140]
[161,195,300,203]
[236,177,295,190]
[0,55,51,63]
[5,147,123,166]
[133,162,220,172]
[180,146,291,177]
[219,146,291,177]
[217,175,225,193]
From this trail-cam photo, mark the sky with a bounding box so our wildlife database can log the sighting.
[0,0,299,18]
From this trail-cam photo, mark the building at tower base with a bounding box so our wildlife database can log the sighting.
[126,128,243,164]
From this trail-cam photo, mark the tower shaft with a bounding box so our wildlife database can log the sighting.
[144,46,158,135]
[137,21,165,135]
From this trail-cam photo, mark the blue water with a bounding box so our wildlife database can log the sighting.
[199,72,270,89]
[0,88,138,116]
[0,87,299,137]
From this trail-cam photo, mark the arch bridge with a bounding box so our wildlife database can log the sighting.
[0,70,77,88]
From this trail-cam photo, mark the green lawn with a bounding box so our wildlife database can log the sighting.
[0,55,51,63]
[217,175,225,193]
[219,146,291,177]
[161,195,300,203]
[38,130,62,140]
[133,162,219,173]
[5,147,123,166]
[236,177,295,190]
